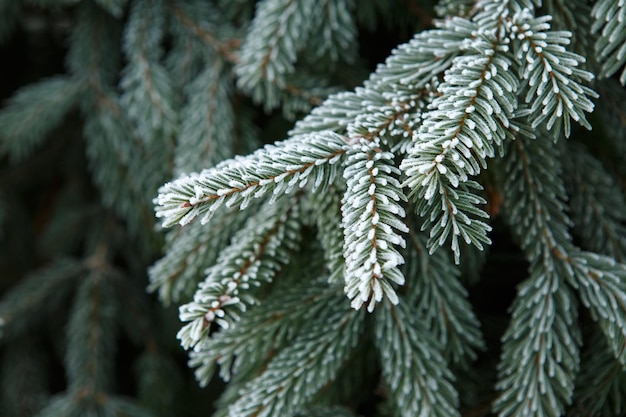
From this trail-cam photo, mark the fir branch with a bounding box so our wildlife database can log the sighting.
[497,134,572,262]
[235,0,317,108]
[401,34,517,261]
[307,185,345,283]
[189,280,343,386]
[175,64,234,174]
[375,300,460,417]
[573,329,626,417]
[569,251,626,366]
[562,142,626,262]
[166,0,240,64]
[83,92,163,241]
[542,0,593,54]
[148,207,250,305]
[120,0,178,141]
[0,259,83,341]
[155,132,348,227]
[289,90,370,137]
[33,393,153,417]
[592,0,626,85]
[510,11,597,138]
[228,298,363,417]
[292,85,433,151]
[177,199,301,348]
[368,17,478,90]
[65,270,119,393]
[347,86,434,150]
[0,76,82,161]
[495,135,582,416]
[308,0,358,64]
[136,352,184,417]
[341,138,408,311]
[494,264,581,417]
[67,1,122,91]
[405,226,485,367]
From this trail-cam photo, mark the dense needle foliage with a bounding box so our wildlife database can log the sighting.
[1,1,626,417]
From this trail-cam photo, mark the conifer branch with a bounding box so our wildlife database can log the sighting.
[0,260,83,341]
[189,280,344,386]
[0,76,82,161]
[563,142,626,262]
[573,329,626,416]
[405,226,485,367]
[569,252,626,366]
[3,2,623,416]
[401,37,516,261]
[375,300,460,417]
[235,0,317,108]
[307,186,346,282]
[120,0,177,140]
[155,132,348,227]
[66,271,118,393]
[341,138,408,311]
[175,64,234,174]
[148,207,251,305]
[494,265,581,417]
[229,300,362,417]
[94,0,127,18]
[177,199,301,349]
[592,0,626,85]
[510,11,597,137]
[166,0,241,64]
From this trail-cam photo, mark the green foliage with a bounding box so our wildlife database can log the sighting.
[2,1,626,417]
[0,77,82,161]
[375,300,459,417]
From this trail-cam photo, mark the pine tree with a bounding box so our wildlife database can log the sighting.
[1,1,626,417]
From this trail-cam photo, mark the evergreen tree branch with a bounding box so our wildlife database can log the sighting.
[341,138,408,311]
[308,0,358,64]
[65,270,118,394]
[573,329,626,417]
[592,0,626,85]
[148,207,250,305]
[498,134,572,261]
[120,0,178,141]
[94,0,127,18]
[569,251,626,366]
[405,225,485,367]
[229,298,363,417]
[494,135,581,416]
[375,300,460,417]
[177,199,301,348]
[510,11,597,137]
[307,185,346,283]
[189,279,343,386]
[166,0,241,64]
[175,63,234,174]
[0,260,83,341]
[562,142,626,262]
[234,0,317,108]
[155,132,348,227]
[0,76,82,161]
[401,35,517,261]
[494,264,581,417]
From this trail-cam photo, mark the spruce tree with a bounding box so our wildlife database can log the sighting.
[1,1,626,417]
